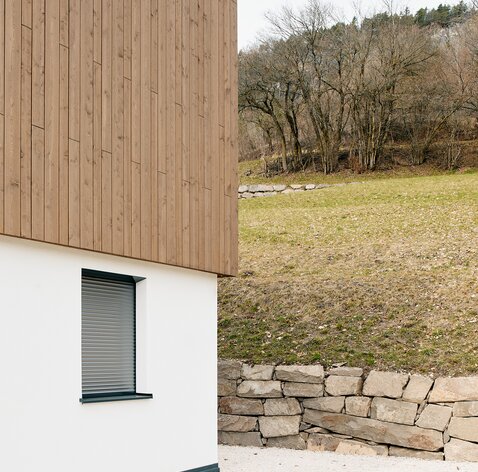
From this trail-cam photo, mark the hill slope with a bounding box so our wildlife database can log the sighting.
[218,171,478,375]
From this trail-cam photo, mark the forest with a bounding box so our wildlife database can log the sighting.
[238,1,478,174]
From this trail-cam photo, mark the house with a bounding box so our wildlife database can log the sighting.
[0,1,237,472]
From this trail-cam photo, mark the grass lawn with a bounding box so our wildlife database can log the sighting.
[218,171,478,375]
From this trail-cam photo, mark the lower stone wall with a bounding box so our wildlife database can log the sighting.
[218,360,478,462]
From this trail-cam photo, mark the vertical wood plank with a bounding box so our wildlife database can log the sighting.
[59,44,69,245]
[165,0,176,264]
[80,0,94,249]
[140,0,151,259]
[59,0,68,46]
[230,0,239,275]
[22,0,32,28]
[150,0,158,93]
[112,0,124,253]
[101,0,112,153]
[151,91,159,261]
[189,0,199,269]
[32,126,45,240]
[101,150,112,251]
[158,171,167,262]
[181,0,190,267]
[210,0,220,272]
[157,0,167,174]
[93,61,102,250]
[174,0,183,265]
[4,0,22,236]
[68,138,80,245]
[123,77,132,256]
[131,160,141,257]
[69,0,80,140]
[93,0,101,63]
[224,0,231,197]
[123,0,132,79]
[0,0,4,116]
[197,0,206,269]
[131,0,141,257]
[21,26,32,239]
[202,0,212,271]
[45,0,60,243]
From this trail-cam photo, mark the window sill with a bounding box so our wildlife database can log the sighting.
[80,393,153,404]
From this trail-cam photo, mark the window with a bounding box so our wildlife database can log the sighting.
[80,269,152,403]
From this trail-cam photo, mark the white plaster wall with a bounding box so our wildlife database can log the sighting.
[0,235,218,472]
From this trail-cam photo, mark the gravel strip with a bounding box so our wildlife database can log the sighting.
[219,446,478,472]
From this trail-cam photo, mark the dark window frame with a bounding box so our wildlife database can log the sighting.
[80,268,152,404]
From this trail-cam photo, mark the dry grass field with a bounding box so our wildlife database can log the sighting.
[218,171,478,375]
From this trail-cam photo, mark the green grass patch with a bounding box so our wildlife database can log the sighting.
[219,171,478,375]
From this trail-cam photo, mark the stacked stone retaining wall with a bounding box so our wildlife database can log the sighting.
[238,182,361,199]
[218,360,478,462]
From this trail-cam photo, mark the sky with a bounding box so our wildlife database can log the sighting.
[238,0,466,50]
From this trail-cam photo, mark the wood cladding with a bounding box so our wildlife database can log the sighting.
[0,0,238,276]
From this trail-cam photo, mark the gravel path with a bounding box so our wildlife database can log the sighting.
[219,446,478,472]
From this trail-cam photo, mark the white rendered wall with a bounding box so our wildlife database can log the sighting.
[0,235,218,472]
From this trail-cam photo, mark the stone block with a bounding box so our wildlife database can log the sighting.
[219,397,264,416]
[291,184,303,190]
[273,185,287,191]
[449,417,478,442]
[304,427,330,434]
[218,414,257,432]
[302,410,443,451]
[218,360,242,380]
[257,184,274,192]
[307,433,341,452]
[454,401,478,417]
[242,192,254,199]
[237,380,282,398]
[445,438,478,462]
[305,184,316,190]
[218,378,236,397]
[218,431,263,448]
[264,398,301,416]
[275,365,324,384]
[241,364,274,381]
[430,377,478,402]
[402,375,434,403]
[389,446,444,461]
[416,404,452,431]
[325,376,363,396]
[303,396,345,413]
[259,415,301,438]
[335,440,388,457]
[281,189,294,194]
[345,397,372,417]
[238,185,249,193]
[267,433,307,450]
[248,185,261,193]
[328,367,363,377]
[370,397,418,425]
[362,371,409,398]
[283,382,324,398]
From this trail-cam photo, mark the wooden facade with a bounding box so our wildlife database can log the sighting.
[0,0,238,276]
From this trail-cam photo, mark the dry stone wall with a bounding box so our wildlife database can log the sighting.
[238,182,362,199]
[218,360,478,462]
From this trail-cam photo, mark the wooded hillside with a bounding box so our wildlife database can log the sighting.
[239,1,478,175]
